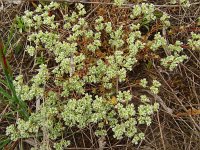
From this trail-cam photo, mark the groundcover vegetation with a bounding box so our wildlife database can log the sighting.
[0,0,199,149]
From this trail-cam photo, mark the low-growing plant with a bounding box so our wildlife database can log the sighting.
[4,1,199,149]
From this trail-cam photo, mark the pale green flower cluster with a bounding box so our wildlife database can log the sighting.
[150,32,167,51]
[138,104,154,125]
[131,3,156,22]
[109,26,124,49]
[22,2,59,29]
[83,42,138,89]
[170,0,190,7]
[140,78,148,88]
[13,64,49,101]
[105,22,112,33]
[160,12,171,27]
[137,79,160,126]
[85,17,103,52]
[60,90,158,144]
[83,27,143,88]
[132,132,145,144]
[150,33,188,71]
[127,24,144,70]
[6,91,62,141]
[161,54,188,71]
[180,0,190,7]
[114,0,126,6]
[26,30,60,56]
[150,80,161,94]
[26,45,35,56]
[168,41,183,53]
[61,94,93,128]
[188,32,200,50]
[53,139,70,150]
[117,90,132,103]
[60,75,85,97]
[140,78,161,95]
[63,4,86,30]
[160,41,188,71]
[140,95,150,103]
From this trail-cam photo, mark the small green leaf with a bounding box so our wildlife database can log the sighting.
[0,138,11,149]
[0,87,12,100]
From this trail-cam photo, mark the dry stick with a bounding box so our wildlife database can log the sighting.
[190,75,200,103]
[0,104,9,122]
[70,54,75,77]
[36,98,41,112]
[154,64,200,132]
[187,49,200,66]
[144,89,174,115]
[70,128,78,149]
[81,131,86,148]
[182,64,200,88]
[0,0,3,11]
[181,63,200,79]
[85,2,100,19]
[105,130,113,150]
[24,138,37,147]
[3,0,200,8]
[88,125,94,148]
[66,148,95,149]
[155,7,190,26]
[157,111,166,150]
[162,25,171,56]
[12,0,200,7]
[42,127,51,150]
[98,136,106,150]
